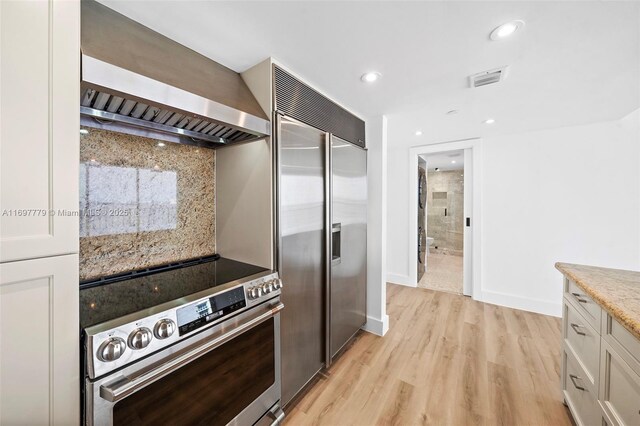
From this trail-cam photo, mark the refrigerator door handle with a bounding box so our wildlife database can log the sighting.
[331,223,342,265]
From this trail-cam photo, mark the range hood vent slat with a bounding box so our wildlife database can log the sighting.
[130,103,149,119]
[164,113,183,127]
[81,89,96,107]
[153,110,172,124]
[184,118,202,131]
[207,124,225,135]
[92,92,111,110]
[118,100,136,116]
[142,107,160,121]
[193,121,210,133]
[106,96,124,113]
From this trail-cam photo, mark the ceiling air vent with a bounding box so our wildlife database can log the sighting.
[469,66,509,88]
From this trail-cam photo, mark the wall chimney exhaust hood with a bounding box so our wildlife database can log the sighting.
[80,0,270,147]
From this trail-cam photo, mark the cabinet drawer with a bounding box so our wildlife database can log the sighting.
[565,279,602,331]
[603,314,640,377]
[563,349,601,426]
[599,341,640,426]
[564,301,600,389]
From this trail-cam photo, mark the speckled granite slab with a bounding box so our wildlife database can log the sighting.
[79,127,215,280]
[556,262,640,339]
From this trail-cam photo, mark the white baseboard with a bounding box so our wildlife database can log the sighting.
[386,273,416,287]
[481,290,562,317]
[362,314,389,336]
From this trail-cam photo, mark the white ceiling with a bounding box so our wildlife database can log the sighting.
[420,150,464,172]
[97,1,640,145]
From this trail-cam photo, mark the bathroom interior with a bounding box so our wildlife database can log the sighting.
[418,150,465,294]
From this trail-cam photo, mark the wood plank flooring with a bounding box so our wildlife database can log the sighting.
[284,284,572,426]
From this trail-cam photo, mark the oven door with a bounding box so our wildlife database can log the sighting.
[86,301,284,426]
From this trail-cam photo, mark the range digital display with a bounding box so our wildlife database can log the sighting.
[176,299,213,326]
[176,287,246,336]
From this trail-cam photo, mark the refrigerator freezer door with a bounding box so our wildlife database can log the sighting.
[277,116,326,406]
[330,137,367,359]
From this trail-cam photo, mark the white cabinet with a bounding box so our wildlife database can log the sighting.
[600,314,640,426]
[562,278,604,426]
[0,0,80,424]
[599,341,640,426]
[561,276,640,426]
[0,0,80,263]
[0,254,79,425]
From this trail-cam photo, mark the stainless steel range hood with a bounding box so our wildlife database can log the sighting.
[80,0,270,147]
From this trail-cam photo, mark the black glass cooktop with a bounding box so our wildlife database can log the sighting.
[80,256,269,329]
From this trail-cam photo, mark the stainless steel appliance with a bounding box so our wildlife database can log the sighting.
[81,257,285,426]
[329,137,367,358]
[277,117,326,405]
[276,116,367,406]
[80,0,270,149]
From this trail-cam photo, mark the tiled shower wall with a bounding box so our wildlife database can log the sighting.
[426,169,464,256]
[79,127,215,280]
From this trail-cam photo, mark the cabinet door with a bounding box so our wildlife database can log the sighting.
[599,340,640,426]
[0,254,79,425]
[0,0,80,262]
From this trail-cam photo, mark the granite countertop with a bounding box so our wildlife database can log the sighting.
[555,262,640,339]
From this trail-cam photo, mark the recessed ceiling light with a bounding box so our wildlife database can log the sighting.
[484,118,496,124]
[446,110,459,115]
[435,168,440,172]
[361,72,382,83]
[80,129,89,135]
[490,20,525,41]
[415,130,423,136]
[157,142,166,147]
[451,160,456,164]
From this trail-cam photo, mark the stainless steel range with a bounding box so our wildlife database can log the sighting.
[81,256,285,426]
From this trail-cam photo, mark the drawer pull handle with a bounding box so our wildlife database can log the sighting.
[571,292,588,303]
[569,374,585,391]
[570,323,587,336]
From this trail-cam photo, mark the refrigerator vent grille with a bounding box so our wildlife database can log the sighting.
[274,66,366,148]
[469,66,509,88]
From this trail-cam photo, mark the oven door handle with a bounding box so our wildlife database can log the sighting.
[99,302,284,403]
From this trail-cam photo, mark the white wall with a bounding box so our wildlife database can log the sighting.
[364,115,390,335]
[387,111,640,316]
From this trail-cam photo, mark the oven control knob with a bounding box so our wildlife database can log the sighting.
[97,337,126,362]
[250,287,263,299]
[263,281,274,293]
[154,319,176,339]
[128,327,153,350]
[273,278,283,290]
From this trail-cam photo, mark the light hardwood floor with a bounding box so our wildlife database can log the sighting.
[284,284,572,426]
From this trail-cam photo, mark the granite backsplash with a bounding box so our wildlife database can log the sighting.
[79,127,215,280]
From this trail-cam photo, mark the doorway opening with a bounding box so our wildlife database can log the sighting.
[409,139,481,300]
[418,150,465,294]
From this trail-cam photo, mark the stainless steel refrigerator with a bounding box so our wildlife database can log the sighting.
[276,115,367,406]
